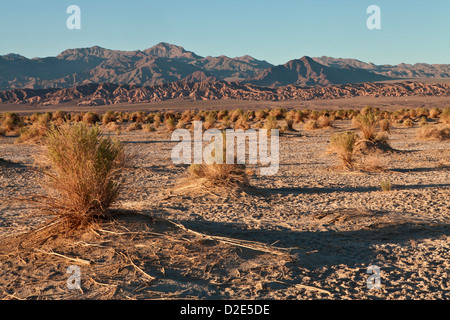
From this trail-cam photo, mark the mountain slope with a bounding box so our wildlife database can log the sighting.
[0,43,273,90]
[246,56,391,87]
[313,56,450,79]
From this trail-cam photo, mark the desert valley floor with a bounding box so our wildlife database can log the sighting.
[0,101,449,300]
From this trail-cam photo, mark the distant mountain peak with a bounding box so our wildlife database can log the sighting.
[2,44,450,92]
[143,42,202,60]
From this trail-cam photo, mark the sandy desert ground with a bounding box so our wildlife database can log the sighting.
[0,103,449,300]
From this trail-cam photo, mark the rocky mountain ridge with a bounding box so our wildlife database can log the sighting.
[2,80,450,106]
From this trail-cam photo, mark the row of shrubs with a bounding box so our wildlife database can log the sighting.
[1,106,449,143]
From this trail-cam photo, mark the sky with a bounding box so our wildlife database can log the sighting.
[1,0,450,66]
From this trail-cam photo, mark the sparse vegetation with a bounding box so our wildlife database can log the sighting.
[328,131,357,169]
[38,123,128,229]
[379,179,392,192]
[417,124,450,141]
[352,107,380,140]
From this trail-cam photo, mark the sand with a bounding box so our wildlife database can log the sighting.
[0,109,449,300]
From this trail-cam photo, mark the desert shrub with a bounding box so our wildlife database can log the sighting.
[293,110,305,123]
[219,115,232,129]
[317,115,332,128]
[127,122,142,131]
[264,115,279,133]
[328,131,357,169]
[284,113,295,130]
[105,121,119,132]
[303,119,319,130]
[403,118,414,127]
[417,124,450,141]
[379,179,392,192]
[429,108,441,119]
[418,116,428,127]
[102,111,116,125]
[143,124,156,132]
[131,111,146,123]
[352,108,380,140]
[72,112,84,122]
[40,123,128,228]
[255,110,267,121]
[1,112,21,133]
[380,119,391,132]
[165,117,176,132]
[234,116,250,131]
[309,110,320,120]
[441,108,450,124]
[216,110,229,121]
[414,107,429,118]
[204,113,216,130]
[52,111,68,124]
[16,114,53,144]
[269,107,285,120]
[82,112,100,125]
[229,109,244,122]
[187,131,248,186]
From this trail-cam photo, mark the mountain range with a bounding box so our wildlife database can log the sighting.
[1,42,450,92]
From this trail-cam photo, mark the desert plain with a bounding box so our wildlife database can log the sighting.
[0,96,449,300]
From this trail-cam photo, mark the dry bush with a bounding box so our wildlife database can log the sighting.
[127,122,142,132]
[105,121,119,132]
[165,117,176,132]
[352,108,379,140]
[217,110,228,121]
[204,113,216,130]
[1,112,21,134]
[52,111,68,124]
[380,119,391,132]
[143,123,157,132]
[403,118,414,127]
[293,110,305,123]
[16,114,54,144]
[379,179,392,192]
[219,115,232,129]
[269,107,285,120]
[36,123,128,229]
[82,112,100,125]
[131,111,146,123]
[229,109,244,122]
[418,116,428,127]
[284,113,295,130]
[255,110,267,121]
[234,116,250,131]
[188,163,249,186]
[264,115,279,133]
[417,124,450,141]
[414,107,429,118]
[328,131,357,169]
[317,115,332,128]
[440,108,450,124]
[102,111,117,125]
[184,131,250,194]
[303,119,319,131]
[429,108,441,119]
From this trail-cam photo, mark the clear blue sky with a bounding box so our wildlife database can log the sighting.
[1,0,450,66]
